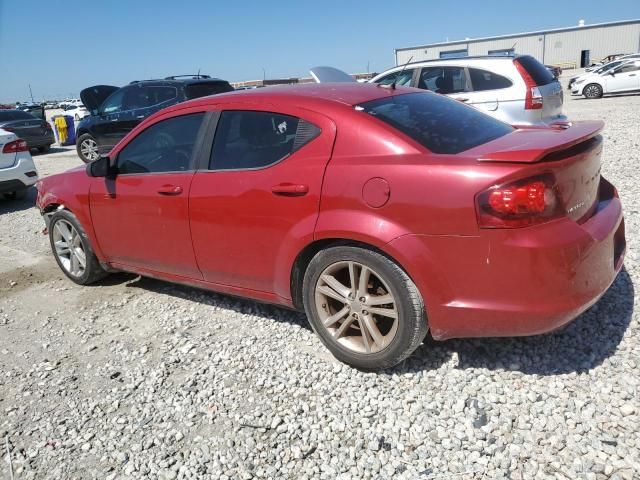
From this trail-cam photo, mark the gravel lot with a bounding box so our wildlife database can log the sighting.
[1,82,639,480]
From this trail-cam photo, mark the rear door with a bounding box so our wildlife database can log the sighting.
[466,67,514,118]
[189,105,336,295]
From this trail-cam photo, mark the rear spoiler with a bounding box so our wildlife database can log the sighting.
[476,121,604,163]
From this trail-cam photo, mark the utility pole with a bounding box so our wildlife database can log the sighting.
[28,84,34,103]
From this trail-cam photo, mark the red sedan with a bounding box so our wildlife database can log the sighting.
[36,84,625,370]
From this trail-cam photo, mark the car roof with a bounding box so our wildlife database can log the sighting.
[128,77,229,86]
[165,83,414,112]
[389,55,522,69]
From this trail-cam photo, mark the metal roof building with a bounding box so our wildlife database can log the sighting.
[395,19,640,68]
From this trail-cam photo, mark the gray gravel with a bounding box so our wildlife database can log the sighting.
[1,81,639,479]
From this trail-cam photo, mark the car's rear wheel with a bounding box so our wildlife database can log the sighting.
[302,246,427,370]
[583,83,603,99]
[38,145,50,153]
[76,133,99,163]
[49,210,108,285]
[2,189,27,200]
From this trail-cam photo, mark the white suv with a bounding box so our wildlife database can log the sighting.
[0,128,39,200]
[572,59,640,99]
[370,55,565,126]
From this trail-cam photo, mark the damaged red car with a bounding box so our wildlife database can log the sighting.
[36,84,625,370]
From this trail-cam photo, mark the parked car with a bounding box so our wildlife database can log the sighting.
[63,104,89,120]
[0,128,39,200]
[0,110,55,152]
[572,59,640,99]
[75,75,234,162]
[569,54,640,90]
[36,83,625,370]
[368,55,565,126]
[545,65,562,78]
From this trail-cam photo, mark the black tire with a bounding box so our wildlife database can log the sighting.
[583,83,603,99]
[302,246,428,370]
[49,209,108,285]
[2,188,27,200]
[38,145,51,153]
[76,133,99,163]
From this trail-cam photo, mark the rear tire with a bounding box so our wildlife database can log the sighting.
[583,83,603,99]
[38,145,51,153]
[49,209,108,285]
[302,246,428,370]
[76,133,99,163]
[2,189,27,200]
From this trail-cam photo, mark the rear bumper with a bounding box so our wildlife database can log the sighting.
[0,155,39,192]
[389,177,625,340]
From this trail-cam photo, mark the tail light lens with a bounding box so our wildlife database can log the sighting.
[2,139,29,154]
[42,122,52,130]
[476,174,562,228]
[514,59,543,110]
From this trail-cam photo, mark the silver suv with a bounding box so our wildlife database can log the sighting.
[370,55,565,126]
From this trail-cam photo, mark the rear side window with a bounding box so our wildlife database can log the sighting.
[374,69,415,87]
[468,68,513,91]
[514,56,555,86]
[123,86,177,110]
[0,110,32,121]
[210,111,319,170]
[117,113,204,174]
[358,92,513,154]
[186,82,234,99]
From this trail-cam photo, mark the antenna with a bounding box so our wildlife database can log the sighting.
[386,56,413,90]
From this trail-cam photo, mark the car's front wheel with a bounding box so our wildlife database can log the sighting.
[2,189,27,200]
[49,209,108,285]
[583,83,603,99]
[76,133,100,163]
[303,246,428,370]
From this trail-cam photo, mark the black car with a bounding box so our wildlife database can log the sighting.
[0,109,55,152]
[76,75,234,162]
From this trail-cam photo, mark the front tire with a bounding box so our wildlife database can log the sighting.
[38,145,51,153]
[2,189,27,200]
[302,246,428,370]
[49,210,108,285]
[583,83,603,99]
[76,133,99,163]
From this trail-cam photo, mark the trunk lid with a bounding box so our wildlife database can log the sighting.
[80,85,119,112]
[469,121,604,223]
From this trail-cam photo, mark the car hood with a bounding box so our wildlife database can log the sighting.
[309,66,357,83]
[80,85,119,111]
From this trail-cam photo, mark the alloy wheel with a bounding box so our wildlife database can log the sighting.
[584,84,601,98]
[314,261,398,354]
[52,219,87,278]
[80,138,99,161]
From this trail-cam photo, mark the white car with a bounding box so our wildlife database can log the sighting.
[368,55,565,126]
[0,128,39,200]
[572,59,640,99]
[63,104,89,120]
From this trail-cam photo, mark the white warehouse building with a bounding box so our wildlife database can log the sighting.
[395,19,640,69]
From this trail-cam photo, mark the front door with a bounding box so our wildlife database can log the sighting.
[605,62,640,93]
[189,107,336,294]
[90,112,206,278]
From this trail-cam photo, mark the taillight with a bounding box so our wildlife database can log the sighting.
[514,59,543,110]
[476,174,562,228]
[3,127,15,133]
[2,139,29,154]
[42,122,52,130]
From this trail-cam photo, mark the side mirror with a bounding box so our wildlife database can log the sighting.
[608,71,616,76]
[86,156,116,178]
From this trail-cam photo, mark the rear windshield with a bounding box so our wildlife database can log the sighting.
[0,110,33,121]
[358,92,513,154]
[515,56,555,86]
[185,82,234,99]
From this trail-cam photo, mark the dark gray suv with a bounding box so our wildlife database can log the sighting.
[76,75,233,162]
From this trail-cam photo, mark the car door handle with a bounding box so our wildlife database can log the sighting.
[630,74,637,77]
[157,185,183,195]
[271,183,309,196]
[456,98,470,102]
[136,115,145,119]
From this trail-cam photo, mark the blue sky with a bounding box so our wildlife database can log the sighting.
[0,0,638,102]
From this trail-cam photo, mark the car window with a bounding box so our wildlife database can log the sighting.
[0,110,33,121]
[101,89,126,114]
[358,92,513,155]
[597,61,622,74]
[124,85,178,110]
[417,67,468,94]
[185,82,234,99]
[615,62,640,74]
[117,113,205,174]
[374,69,415,87]
[210,111,319,170]
[468,68,513,91]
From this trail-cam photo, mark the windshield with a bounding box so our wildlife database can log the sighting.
[358,92,513,154]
